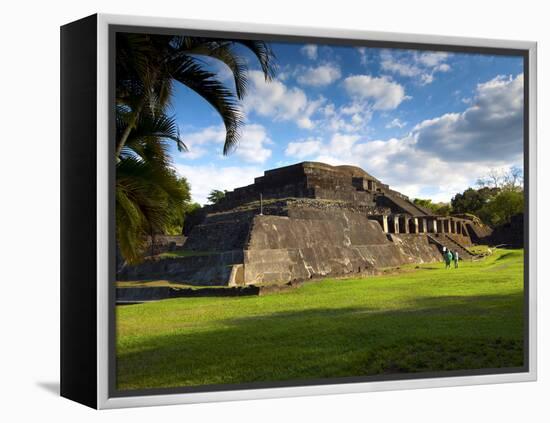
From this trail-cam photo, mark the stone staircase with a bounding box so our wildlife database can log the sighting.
[427,234,474,260]
[379,192,431,216]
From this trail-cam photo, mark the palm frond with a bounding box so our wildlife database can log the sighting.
[234,40,277,81]
[114,33,278,263]
[173,39,249,98]
[168,56,243,155]
[123,111,187,162]
[171,37,276,96]
[116,156,190,263]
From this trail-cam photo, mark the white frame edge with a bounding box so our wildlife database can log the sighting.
[96,13,537,409]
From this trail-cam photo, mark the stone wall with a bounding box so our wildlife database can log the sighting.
[121,162,487,287]
[486,214,524,247]
[118,250,244,286]
[120,207,442,286]
[212,161,388,212]
[248,212,389,249]
[445,232,473,247]
[387,233,443,264]
[145,234,186,255]
[183,198,388,247]
[465,221,493,243]
[203,161,434,221]
[184,216,253,252]
[241,213,441,285]
[374,192,434,216]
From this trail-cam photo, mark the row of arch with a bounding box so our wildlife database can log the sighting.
[371,215,468,236]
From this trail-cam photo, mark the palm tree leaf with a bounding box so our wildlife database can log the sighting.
[115,34,278,263]
[234,39,277,81]
[171,37,276,97]
[168,56,243,154]
[123,111,187,163]
[173,39,249,98]
[116,156,190,263]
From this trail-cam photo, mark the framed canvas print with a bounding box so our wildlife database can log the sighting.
[60,13,537,409]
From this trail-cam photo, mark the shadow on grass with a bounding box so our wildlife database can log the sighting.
[116,292,524,391]
[496,251,521,261]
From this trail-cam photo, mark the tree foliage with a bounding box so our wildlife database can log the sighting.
[207,189,228,205]
[413,198,452,216]
[476,166,524,191]
[116,33,276,157]
[451,187,498,215]
[450,167,524,227]
[477,190,524,226]
[115,33,276,263]
[116,158,191,263]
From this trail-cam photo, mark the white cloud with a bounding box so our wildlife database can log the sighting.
[356,47,369,66]
[304,133,515,202]
[285,139,322,159]
[180,123,272,164]
[301,44,318,60]
[340,102,363,115]
[414,73,524,162]
[243,70,323,129]
[381,57,421,77]
[386,118,406,129]
[417,51,449,67]
[420,73,434,85]
[180,70,523,204]
[296,64,341,86]
[319,100,373,133]
[244,71,307,119]
[329,133,361,152]
[281,73,524,201]
[343,75,409,110]
[234,124,273,164]
[179,125,225,159]
[284,133,361,164]
[297,96,327,129]
[296,117,314,129]
[184,126,225,144]
[175,164,263,205]
[380,49,452,85]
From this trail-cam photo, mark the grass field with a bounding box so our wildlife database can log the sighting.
[156,250,212,259]
[116,248,525,391]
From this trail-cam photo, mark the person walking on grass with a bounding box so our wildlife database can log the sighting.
[444,249,452,269]
[454,250,459,268]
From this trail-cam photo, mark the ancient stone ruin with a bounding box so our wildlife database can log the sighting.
[119,162,489,286]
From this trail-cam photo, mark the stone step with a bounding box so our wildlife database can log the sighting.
[380,193,431,216]
[427,234,474,260]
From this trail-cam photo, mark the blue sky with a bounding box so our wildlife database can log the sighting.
[169,40,524,205]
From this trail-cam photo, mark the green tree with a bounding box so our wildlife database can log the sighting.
[478,190,524,226]
[412,198,433,210]
[115,34,276,263]
[451,187,498,214]
[207,189,228,205]
[116,33,276,157]
[413,198,452,216]
[116,157,189,263]
[434,203,452,216]
[164,175,193,235]
[476,166,524,191]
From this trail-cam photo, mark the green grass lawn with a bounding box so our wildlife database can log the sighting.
[467,245,493,256]
[116,248,525,391]
[116,280,225,289]
[156,250,212,259]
